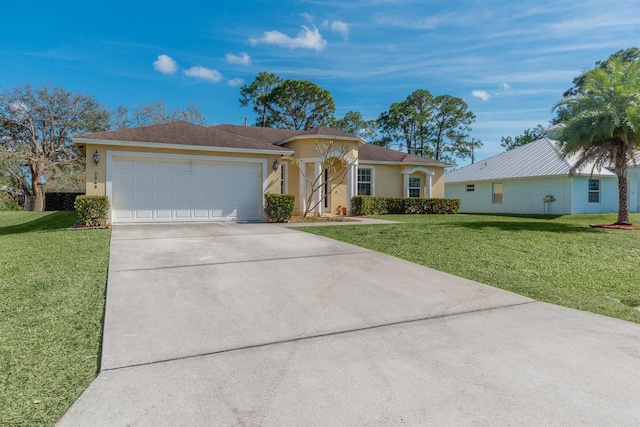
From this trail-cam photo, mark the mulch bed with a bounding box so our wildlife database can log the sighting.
[590,223,640,230]
[66,224,111,231]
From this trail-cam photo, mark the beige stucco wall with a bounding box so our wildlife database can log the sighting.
[359,162,446,198]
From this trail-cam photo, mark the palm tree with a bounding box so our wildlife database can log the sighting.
[553,57,640,225]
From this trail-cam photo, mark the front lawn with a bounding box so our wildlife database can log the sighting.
[0,212,111,426]
[297,213,640,324]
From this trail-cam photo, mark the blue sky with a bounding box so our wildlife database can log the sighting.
[2,0,639,163]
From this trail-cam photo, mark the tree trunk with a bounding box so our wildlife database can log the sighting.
[616,165,630,225]
[31,172,44,212]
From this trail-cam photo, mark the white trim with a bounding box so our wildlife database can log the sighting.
[106,150,268,222]
[76,137,294,156]
[356,165,376,196]
[298,160,306,212]
[401,167,435,176]
[402,167,434,198]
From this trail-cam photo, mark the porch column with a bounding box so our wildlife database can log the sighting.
[347,160,357,212]
[403,173,410,197]
[426,175,432,198]
[298,160,306,213]
[315,162,323,214]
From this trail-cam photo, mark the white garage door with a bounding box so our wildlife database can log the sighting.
[111,157,262,223]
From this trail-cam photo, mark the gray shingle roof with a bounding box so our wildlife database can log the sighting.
[445,138,616,183]
[76,121,292,152]
[358,143,450,166]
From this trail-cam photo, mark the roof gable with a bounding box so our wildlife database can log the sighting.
[445,138,616,183]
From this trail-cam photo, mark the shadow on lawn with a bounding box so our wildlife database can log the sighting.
[0,211,77,236]
[449,220,600,234]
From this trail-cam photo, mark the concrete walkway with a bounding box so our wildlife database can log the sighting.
[57,223,640,426]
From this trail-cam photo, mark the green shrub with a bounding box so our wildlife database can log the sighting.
[74,195,110,227]
[0,193,21,211]
[351,196,459,215]
[264,194,295,223]
[0,201,21,211]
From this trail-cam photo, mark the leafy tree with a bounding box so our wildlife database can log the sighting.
[500,124,546,151]
[553,57,640,225]
[428,94,475,161]
[453,137,483,164]
[239,72,282,127]
[113,99,206,129]
[264,79,335,130]
[239,73,335,130]
[0,84,109,211]
[334,110,377,142]
[377,89,433,155]
[563,48,640,98]
[378,90,476,162]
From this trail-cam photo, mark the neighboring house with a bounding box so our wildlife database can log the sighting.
[73,121,449,223]
[445,138,618,215]
[625,154,640,213]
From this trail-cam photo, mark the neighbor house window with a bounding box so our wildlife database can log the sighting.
[357,168,372,196]
[466,184,475,192]
[492,182,503,204]
[588,179,600,203]
[409,177,421,198]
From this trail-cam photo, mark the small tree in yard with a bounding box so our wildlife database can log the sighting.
[290,141,355,218]
[0,84,109,211]
[553,57,640,225]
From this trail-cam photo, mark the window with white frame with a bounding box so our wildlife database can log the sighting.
[588,179,600,203]
[357,168,372,196]
[466,184,475,192]
[492,182,503,204]
[409,177,421,198]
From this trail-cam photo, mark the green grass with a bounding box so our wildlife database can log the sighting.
[297,213,640,324]
[0,212,111,426]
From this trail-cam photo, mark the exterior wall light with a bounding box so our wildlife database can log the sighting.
[93,150,100,165]
[273,159,280,170]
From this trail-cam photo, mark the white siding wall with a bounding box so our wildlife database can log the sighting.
[628,168,639,213]
[447,177,565,214]
[446,175,619,214]
[570,176,618,213]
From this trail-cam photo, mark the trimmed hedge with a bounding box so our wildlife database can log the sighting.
[351,195,460,216]
[45,192,85,211]
[74,195,110,227]
[264,194,295,223]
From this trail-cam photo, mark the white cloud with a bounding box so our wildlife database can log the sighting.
[500,83,510,90]
[226,52,251,65]
[301,13,314,23]
[227,78,245,87]
[183,66,223,83]
[324,20,350,40]
[153,54,178,74]
[472,90,490,101]
[249,25,327,51]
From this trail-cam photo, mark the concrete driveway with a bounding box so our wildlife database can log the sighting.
[57,222,640,426]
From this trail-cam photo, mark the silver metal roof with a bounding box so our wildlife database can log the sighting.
[445,138,616,183]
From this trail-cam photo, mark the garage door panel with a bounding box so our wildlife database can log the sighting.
[135,160,154,170]
[111,157,262,223]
